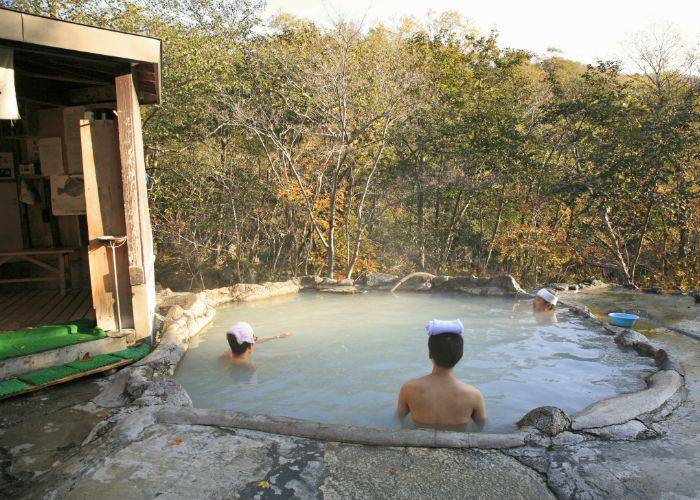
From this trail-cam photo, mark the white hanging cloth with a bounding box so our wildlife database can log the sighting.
[0,48,20,120]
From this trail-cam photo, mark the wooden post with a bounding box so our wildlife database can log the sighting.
[80,118,134,331]
[115,71,155,339]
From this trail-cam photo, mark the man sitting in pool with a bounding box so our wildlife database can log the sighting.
[397,319,487,428]
[533,288,558,313]
[220,321,291,368]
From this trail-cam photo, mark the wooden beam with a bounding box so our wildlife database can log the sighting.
[17,96,64,107]
[21,255,60,274]
[133,62,161,105]
[63,85,116,106]
[115,72,145,285]
[15,69,109,85]
[80,118,135,331]
[115,71,155,340]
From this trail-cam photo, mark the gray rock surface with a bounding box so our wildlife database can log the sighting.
[431,274,525,296]
[517,406,571,436]
[300,275,323,288]
[133,377,193,408]
[583,420,657,441]
[431,275,451,287]
[321,444,555,499]
[614,329,658,357]
[358,272,399,288]
[572,370,683,430]
[551,431,590,447]
[394,274,433,291]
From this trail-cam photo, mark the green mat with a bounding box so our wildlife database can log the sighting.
[0,320,106,361]
[111,343,152,362]
[65,353,124,371]
[0,378,32,397]
[18,365,81,386]
[1,343,152,399]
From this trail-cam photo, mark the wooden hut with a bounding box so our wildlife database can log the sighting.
[0,8,160,352]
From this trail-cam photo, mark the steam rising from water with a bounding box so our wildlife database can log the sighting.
[176,292,655,432]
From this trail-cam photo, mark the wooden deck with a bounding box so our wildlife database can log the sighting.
[0,290,95,332]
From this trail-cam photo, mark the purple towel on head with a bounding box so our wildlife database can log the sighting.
[425,319,464,336]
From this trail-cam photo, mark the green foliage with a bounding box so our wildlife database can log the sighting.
[5,2,697,289]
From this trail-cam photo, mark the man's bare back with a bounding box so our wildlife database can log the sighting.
[397,321,486,428]
[398,370,486,426]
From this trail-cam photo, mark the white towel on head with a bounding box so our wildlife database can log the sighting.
[536,288,558,305]
[227,321,255,344]
[426,319,464,336]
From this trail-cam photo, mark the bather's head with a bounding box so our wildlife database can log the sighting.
[428,333,464,369]
[533,288,557,312]
[226,322,256,357]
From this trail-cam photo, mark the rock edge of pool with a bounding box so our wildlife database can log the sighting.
[88,273,685,449]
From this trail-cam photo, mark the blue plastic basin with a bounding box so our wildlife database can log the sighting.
[608,312,640,328]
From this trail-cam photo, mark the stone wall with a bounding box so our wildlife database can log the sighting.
[93,280,300,410]
[300,272,530,297]
[88,273,684,450]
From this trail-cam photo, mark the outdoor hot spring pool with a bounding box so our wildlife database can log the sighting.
[175,292,656,432]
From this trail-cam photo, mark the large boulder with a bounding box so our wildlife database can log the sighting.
[433,274,524,296]
[583,420,657,441]
[434,275,481,292]
[300,275,323,288]
[517,406,571,436]
[431,275,451,288]
[358,272,399,289]
[489,275,525,294]
[204,286,235,307]
[396,274,433,292]
[548,283,579,292]
[614,330,659,357]
[157,291,198,309]
[229,280,300,302]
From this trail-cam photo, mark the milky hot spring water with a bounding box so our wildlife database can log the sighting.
[175,292,655,432]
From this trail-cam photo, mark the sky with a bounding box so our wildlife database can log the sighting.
[264,0,699,67]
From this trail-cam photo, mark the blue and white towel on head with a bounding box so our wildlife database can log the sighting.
[425,319,464,336]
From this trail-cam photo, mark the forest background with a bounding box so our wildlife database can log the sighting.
[4,0,698,290]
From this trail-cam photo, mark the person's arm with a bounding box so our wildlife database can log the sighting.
[256,332,292,344]
[471,391,487,426]
[397,383,411,418]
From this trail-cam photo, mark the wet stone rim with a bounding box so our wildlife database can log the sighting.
[101,274,685,448]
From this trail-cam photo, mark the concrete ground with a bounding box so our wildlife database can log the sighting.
[0,377,106,497]
[1,394,553,499]
[1,290,698,499]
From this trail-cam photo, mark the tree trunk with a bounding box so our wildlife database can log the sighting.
[483,193,505,273]
[327,175,338,278]
[630,201,654,282]
[677,177,688,264]
[417,187,425,270]
[599,205,632,284]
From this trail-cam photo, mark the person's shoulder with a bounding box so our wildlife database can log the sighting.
[455,381,484,399]
[401,375,429,391]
